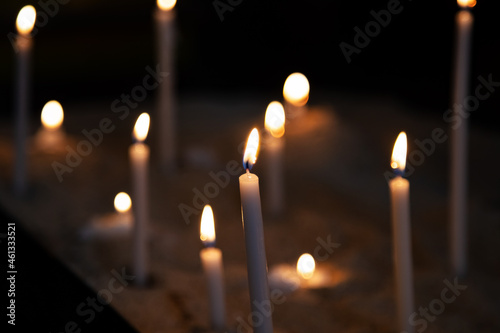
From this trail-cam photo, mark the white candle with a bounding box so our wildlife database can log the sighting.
[155,0,177,173]
[129,113,151,286]
[199,205,226,332]
[13,6,36,196]
[450,0,474,277]
[388,132,414,333]
[264,101,286,217]
[283,72,309,120]
[35,100,65,153]
[239,128,274,333]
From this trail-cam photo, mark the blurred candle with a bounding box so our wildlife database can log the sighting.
[450,0,475,277]
[264,101,285,216]
[388,132,414,333]
[283,72,309,120]
[155,0,177,173]
[239,128,273,333]
[296,253,315,280]
[114,192,133,226]
[129,113,150,286]
[35,100,65,152]
[13,5,36,196]
[199,205,226,332]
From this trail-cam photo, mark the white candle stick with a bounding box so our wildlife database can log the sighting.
[283,72,309,120]
[239,128,274,333]
[129,113,151,286]
[388,132,414,333]
[450,0,475,277]
[13,6,36,196]
[155,0,177,173]
[199,205,226,332]
[35,100,65,152]
[264,101,286,216]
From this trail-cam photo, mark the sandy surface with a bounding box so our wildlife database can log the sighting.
[0,92,499,332]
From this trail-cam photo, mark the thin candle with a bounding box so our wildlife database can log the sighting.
[155,0,177,173]
[388,132,414,333]
[199,205,226,332]
[35,100,65,152]
[450,0,475,277]
[13,5,36,196]
[283,72,310,120]
[129,113,151,286]
[239,128,273,333]
[264,101,285,216]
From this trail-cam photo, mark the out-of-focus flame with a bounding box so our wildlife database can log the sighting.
[243,128,260,171]
[41,100,64,130]
[457,0,476,8]
[391,132,407,174]
[133,113,150,142]
[16,6,36,35]
[283,73,310,106]
[265,101,285,138]
[157,0,177,11]
[114,192,132,213]
[297,253,315,280]
[200,205,216,246]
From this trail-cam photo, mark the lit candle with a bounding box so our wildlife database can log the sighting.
[450,0,475,277]
[35,100,65,153]
[155,0,177,173]
[296,253,315,281]
[388,132,414,333]
[264,101,286,216]
[199,205,226,332]
[82,192,133,239]
[129,113,151,286]
[239,128,274,333]
[13,5,36,196]
[283,72,310,120]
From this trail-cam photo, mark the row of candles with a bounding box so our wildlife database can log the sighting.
[10,0,476,332]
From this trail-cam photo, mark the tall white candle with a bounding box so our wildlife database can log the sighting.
[129,113,151,286]
[13,6,36,196]
[35,100,65,153]
[450,0,474,277]
[388,132,414,333]
[283,72,309,120]
[155,0,177,173]
[239,128,273,333]
[199,205,226,332]
[264,101,286,217]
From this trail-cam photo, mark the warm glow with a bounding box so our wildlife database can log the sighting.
[283,73,310,106]
[133,113,150,142]
[297,253,315,280]
[114,192,132,213]
[41,100,64,130]
[391,132,407,173]
[265,101,285,138]
[16,6,36,35]
[243,128,260,171]
[457,0,476,8]
[157,0,176,11]
[200,205,216,245]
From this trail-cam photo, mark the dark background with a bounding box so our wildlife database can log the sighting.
[0,0,499,125]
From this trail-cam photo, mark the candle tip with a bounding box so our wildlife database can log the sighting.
[242,128,260,171]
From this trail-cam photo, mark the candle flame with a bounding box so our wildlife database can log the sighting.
[133,113,150,142]
[200,205,216,246]
[16,6,36,35]
[243,128,260,171]
[391,132,407,173]
[114,192,132,213]
[41,100,64,130]
[283,73,310,107]
[265,101,285,138]
[297,253,315,280]
[457,0,476,8]
[157,0,177,11]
